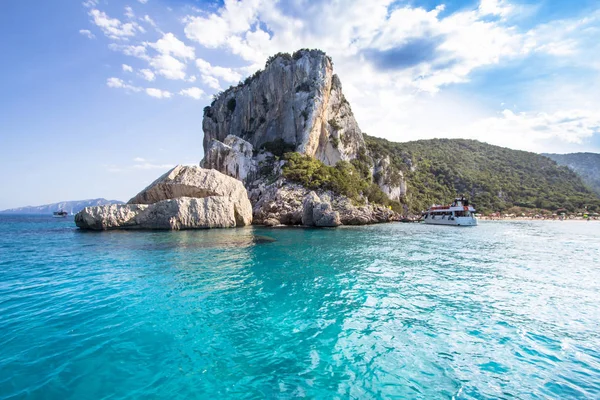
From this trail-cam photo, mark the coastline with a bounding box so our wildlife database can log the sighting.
[478,216,599,222]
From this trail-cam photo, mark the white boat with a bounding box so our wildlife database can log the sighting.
[423,197,478,226]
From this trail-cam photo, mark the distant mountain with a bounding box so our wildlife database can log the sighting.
[0,198,123,215]
[542,153,600,196]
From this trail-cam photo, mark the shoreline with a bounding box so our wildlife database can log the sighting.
[477,217,598,222]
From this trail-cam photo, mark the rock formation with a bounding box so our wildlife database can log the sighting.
[202,50,364,167]
[301,192,341,227]
[201,49,403,226]
[75,197,239,230]
[128,165,252,226]
[75,166,252,230]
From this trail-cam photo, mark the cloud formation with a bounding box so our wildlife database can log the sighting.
[179,87,204,100]
[84,0,600,152]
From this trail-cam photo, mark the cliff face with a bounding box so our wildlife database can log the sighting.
[202,50,364,167]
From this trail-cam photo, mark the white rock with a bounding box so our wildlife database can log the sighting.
[128,165,252,226]
[75,197,238,230]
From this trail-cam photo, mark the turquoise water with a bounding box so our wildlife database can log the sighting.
[1,216,600,399]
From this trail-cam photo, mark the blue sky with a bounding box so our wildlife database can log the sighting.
[1,0,599,209]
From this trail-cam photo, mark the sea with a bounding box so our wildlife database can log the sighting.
[1,215,599,399]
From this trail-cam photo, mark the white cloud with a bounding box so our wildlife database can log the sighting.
[122,64,133,72]
[148,33,195,60]
[146,88,173,98]
[150,54,187,80]
[82,0,98,8]
[125,6,135,19]
[479,0,513,17]
[196,58,241,83]
[79,29,95,39]
[184,14,231,48]
[108,43,149,60]
[139,68,156,81]
[106,77,141,92]
[90,0,600,152]
[201,75,221,90]
[89,9,139,40]
[138,0,148,4]
[465,109,600,151]
[142,15,157,28]
[179,87,204,100]
[133,157,146,162]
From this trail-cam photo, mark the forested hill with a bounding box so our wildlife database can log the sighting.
[542,153,600,196]
[365,136,600,213]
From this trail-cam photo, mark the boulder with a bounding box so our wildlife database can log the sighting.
[262,218,281,227]
[313,202,341,227]
[75,197,238,230]
[128,165,252,226]
[301,191,320,226]
[301,191,340,227]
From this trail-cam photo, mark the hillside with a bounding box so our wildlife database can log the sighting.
[365,136,600,213]
[0,198,124,215]
[542,153,600,196]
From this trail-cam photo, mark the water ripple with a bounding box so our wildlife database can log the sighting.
[1,217,600,398]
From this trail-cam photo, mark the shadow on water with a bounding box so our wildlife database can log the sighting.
[73,227,276,251]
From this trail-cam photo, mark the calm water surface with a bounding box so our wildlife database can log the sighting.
[1,215,599,399]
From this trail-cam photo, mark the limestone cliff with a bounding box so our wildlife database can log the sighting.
[202,49,364,167]
[201,49,404,225]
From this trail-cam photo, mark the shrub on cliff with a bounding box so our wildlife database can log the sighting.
[282,152,396,208]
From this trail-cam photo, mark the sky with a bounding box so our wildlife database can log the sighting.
[1,0,599,209]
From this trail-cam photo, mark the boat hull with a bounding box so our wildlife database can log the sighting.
[423,216,477,226]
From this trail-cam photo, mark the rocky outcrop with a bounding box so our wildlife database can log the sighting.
[202,49,364,169]
[250,180,396,226]
[128,165,252,226]
[75,165,253,230]
[301,191,341,227]
[373,156,407,201]
[75,197,238,230]
[200,49,403,226]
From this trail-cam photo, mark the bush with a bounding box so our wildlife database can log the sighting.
[330,135,340,148]
[265,52,292,68]
[282,152,393,207]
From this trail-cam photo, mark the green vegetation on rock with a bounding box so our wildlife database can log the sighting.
[364,135,600,214]
[282,152,399,210]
